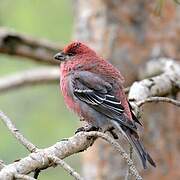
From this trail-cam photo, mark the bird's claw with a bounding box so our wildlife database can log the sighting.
[107,127,119,139]
[109,130,118,139]
[75,125,100,134]
[34,168,41,179]
[60,138,69,141]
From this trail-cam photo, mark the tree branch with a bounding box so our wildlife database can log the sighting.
[87,132,142,179]
[129,58,180,102]
[137,96,180,107]
[0,28,61,65]
[139,57,180,79]
[14,174,36,180]
[48,156,84,180]
[0,127,142,180]
[0,132,114,179]
[0,110,37,153]
[0,111,84,180]
[0,67,59,93]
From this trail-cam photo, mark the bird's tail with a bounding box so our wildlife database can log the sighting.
[124,128,156,169]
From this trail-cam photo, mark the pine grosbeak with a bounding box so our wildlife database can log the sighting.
[54,42,156,169]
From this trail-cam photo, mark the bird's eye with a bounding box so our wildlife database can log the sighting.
[67,52,74,56]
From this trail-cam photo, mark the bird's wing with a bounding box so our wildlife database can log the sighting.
[73,71,136,131]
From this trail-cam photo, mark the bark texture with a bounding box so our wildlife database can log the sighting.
[73,0,180,179]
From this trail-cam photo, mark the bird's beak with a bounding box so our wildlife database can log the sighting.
[54,52,67,61]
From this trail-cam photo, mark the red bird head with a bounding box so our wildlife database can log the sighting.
[54,41,96,62]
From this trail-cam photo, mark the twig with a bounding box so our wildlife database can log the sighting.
[14,174,36,180]
[48,156,84,180]
[0,110,37,153]
[137,97,180,107]
[85,132,142,180]
[0,67,59,93]
[0,28,61,65]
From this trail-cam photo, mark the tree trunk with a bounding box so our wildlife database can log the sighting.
[73,0,180,179]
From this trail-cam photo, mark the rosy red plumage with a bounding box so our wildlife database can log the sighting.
[54,41,156,169]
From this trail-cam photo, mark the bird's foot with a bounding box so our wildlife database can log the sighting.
[60,138,69,141]
[34,168,41,179]
[75,125,100,134]
[106,127,119,139]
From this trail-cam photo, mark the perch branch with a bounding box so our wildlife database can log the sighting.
[0,130,142,180]
[0,67,59,93]
[0,111,83,180]
[0,28,61,65]
[0,111,37,153]
[14,174,36,180]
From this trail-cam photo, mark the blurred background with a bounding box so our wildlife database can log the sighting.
[0,0,79,179]
[0,0,180,180]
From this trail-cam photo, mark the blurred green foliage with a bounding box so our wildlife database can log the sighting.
[0,0,80,179]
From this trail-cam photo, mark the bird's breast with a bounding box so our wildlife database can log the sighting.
[60,73,82,116]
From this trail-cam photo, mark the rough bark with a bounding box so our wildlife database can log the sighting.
[74,0,180,179]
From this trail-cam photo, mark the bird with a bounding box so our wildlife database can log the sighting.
[54,41,156,169]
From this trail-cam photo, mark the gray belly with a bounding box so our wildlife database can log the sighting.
[77,99,113,131]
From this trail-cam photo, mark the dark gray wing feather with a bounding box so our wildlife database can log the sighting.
[73,71,136,131]
[74,89,124,115]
